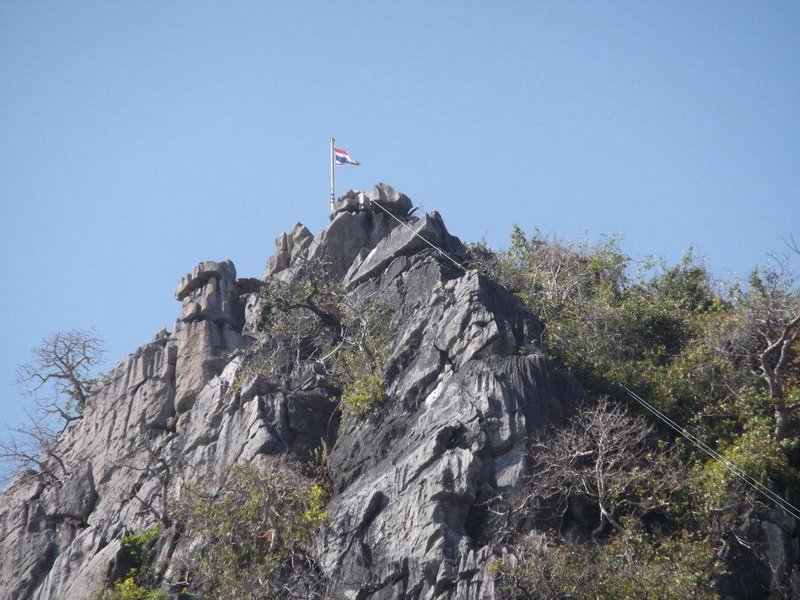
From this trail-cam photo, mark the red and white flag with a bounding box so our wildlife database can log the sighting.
[334,148,360,166]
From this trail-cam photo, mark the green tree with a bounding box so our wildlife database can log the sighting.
[480,228,725,418]
[476,227,800,595]
[695,417,798,520]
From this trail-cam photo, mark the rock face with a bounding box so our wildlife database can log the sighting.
[0,186,795,599]
[331,183,414,219]
[719,507,800,600]
[321,354,580,598]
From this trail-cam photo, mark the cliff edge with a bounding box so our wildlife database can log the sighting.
[0,184,585,599]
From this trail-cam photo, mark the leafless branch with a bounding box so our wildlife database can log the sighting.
[0,414,72,484]
[16,329,105,418]
[504,397,685,542]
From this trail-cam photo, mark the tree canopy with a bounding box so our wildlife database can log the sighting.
[472,228,800,599]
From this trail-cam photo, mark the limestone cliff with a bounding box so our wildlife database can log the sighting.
[0,184,793,599]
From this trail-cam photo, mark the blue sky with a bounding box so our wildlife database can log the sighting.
[1,2,798,456]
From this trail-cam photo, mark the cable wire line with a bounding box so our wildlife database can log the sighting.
[369,199,466,272]
[622,385,800,521]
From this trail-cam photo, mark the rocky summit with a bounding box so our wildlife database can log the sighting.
[0,184,794,599]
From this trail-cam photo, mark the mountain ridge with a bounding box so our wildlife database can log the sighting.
[0,184,795,599]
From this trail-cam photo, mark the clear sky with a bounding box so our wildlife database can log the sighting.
[1,2,798,457]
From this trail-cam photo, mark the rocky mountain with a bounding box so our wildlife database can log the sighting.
[0,184,795,599]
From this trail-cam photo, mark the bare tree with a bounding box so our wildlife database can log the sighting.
[15,328,105,422]
[1,329,104,484]
[517,397,685,541]
[0,418,69,484]
[785,233,799,257]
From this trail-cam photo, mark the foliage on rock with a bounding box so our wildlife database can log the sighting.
[695,416,800,520]
[104,577,165,600]
[96,524,165,600]
[254,260,393,423]
[473,227,800,596]
[4,206,799,600]
[475,227,800,477]
[493,526,718,600]
[173,458,329,599]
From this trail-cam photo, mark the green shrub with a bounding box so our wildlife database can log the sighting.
[341,370,386,421]
[106,577,165,600]
[255,263,394,425]
[95,524,166,600]
[174,459,329,599]
[121,524,163,567]
[493,528,718,600]
[695,417,798,519]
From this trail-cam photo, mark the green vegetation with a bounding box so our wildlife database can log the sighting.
[253,261,393,424]
[474,226,800,460]
[471,227,800,598]
[200,228,796,598]
[96,524,165,600]
[330,305,391,421]
[174,459,329,600]
[696,416,799,519]
[492,526,718,600]
[121,524,163,569]
[105,577,165,600]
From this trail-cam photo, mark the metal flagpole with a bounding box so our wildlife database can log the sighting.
[330,137,335,216]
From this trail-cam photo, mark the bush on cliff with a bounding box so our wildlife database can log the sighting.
[173,458,329,600]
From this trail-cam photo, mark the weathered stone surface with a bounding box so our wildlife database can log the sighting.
[719,507,800,600]
[173,259,247,412]
[177,259,243,328]
[332,189,370,217]
[173,319,244,413]
[331,183,413,220]
[344,211,466,288]
[0,189,576,600]
[264,223,314,277]
[0,255,256,600]
[307,210,401,281]
[320,353,581,597]
[367,182,413,216]
[176,260,237,302]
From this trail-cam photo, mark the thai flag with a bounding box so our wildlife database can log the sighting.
[334,148,360,166]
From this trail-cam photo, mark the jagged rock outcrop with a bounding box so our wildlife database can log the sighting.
[719,507,800,600]
[174,260,247,412]
[0,259,249,600]
[331,183,414,219]
[321,353,581,598]
[1,185,795,599]
[265,223,314,278]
